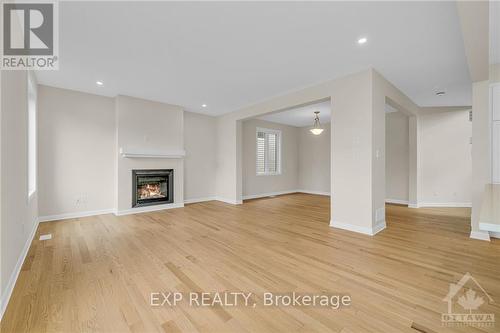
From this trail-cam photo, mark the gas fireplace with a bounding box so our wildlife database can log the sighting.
[132,169,173,207]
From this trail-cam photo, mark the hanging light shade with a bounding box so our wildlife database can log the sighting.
[309,111,324,135]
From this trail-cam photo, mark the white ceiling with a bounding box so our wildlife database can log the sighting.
[257,101,331,127]
[257,101,400,127]
[36,1,471,116]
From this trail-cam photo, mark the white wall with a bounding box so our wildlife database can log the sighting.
[385,111,409,203]
[242,119,299,198]
[470,68,498,239]
[184,111,217,202]
[420,109,472,206]
[115,95,184,213]
[240,119,330,198]
[38,88,217,214]
[38,86,115,218]
[215,69,420,235]
[1,71,39,317]
[471,81,491,237]
[298,123,330,194]
[372,70,420,221]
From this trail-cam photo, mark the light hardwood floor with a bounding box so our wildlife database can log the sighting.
[2,194,499,333]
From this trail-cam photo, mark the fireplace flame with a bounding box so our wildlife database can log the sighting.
[138,183,165,199]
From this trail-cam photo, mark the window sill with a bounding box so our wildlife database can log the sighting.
[256,173,282,176]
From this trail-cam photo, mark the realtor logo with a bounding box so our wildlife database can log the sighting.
[1,1,58,69]
[442,272,495,327]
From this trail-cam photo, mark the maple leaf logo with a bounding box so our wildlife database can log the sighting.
[457,289,484,313]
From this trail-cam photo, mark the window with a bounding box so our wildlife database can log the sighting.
[28,73,37,198]
[256,127,281,175]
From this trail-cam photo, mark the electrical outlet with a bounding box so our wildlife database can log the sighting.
[76,194,89,206]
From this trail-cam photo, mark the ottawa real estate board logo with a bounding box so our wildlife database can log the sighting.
[442,272,495,327]
[1,1,58,70]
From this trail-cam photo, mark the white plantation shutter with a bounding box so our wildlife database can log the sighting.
[256,132,266,174]
[268,133,277,172]
[256,128,281,175]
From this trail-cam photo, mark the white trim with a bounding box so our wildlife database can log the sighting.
[385,198,409,205]
[0,218,38,320]
[256,127,282,176]
[417,202,472,208]
[28,189,36,202]
[372,221,387,235]
[119,148,185,159]
[330,220,386,236]
[184,197,217,204]
[38,208,115,222]
[214,197,243,205]
[114,203,184,216]
[491,84,499,183]
[470,231,491,241]
[490,232,500,239]
[242,189,297,200]
[297,189,330,196]
[243,189,332,200]
[479,222,500,233]
[27,72,37,201]
[408,202,472,208]
[256,172,281,176]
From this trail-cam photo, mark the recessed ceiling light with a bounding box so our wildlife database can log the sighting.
[202,104,207,108]
[96,81,104,86]
[357,37,367,44]
[436,91,446,96]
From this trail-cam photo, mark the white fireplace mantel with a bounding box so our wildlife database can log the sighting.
[119,148,186,159]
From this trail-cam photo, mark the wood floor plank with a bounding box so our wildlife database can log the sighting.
[1,194,499,332]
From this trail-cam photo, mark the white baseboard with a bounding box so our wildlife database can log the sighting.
[184,197,217,204]
[479,222,500,233]
[408,202,472,209]
[490,232,500,239]
[1,218,39,320]
[470,231,491,241]
[214,197,243,205]
[297,189,330,196]
[38,208,115,223]
[418,202,472,208]
[330,220,386,236]
[242,189,330,201]
[242,190,298,200]
[385,199,409,205]
[372,221,387,235]
[114,203,184,216]
[38,196,247,221]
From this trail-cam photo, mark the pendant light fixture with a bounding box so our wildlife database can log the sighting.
[309,111,324,135]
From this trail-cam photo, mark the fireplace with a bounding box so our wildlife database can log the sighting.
[132,169,173,207]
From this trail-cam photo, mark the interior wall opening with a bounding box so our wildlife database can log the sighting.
[240,99,332,219]
[385,103,410,206]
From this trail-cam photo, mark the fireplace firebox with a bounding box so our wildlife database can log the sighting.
[132,169,173,207]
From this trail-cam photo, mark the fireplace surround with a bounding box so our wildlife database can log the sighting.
[132,169,174,207]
